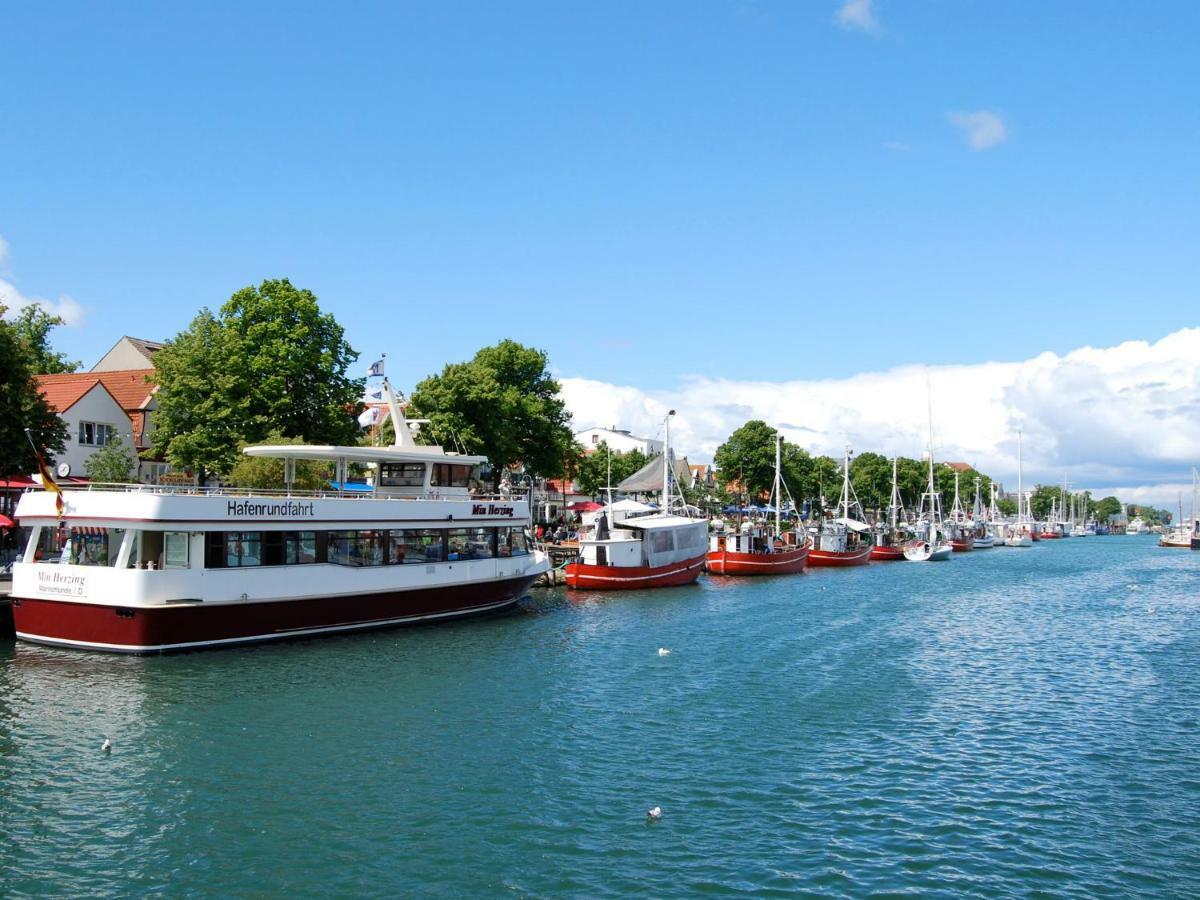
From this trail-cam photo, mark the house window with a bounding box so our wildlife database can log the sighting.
[78,421,117,446]
[592,434,598,444]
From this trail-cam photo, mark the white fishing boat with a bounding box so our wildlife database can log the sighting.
[565,410,707,589]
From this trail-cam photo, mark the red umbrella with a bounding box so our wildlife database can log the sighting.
[566,501,604,512]
[0,513,13,529]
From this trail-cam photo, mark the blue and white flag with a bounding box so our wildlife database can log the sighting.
[368,389,383,401]
[358,406,382,428]
[367,359,385,377]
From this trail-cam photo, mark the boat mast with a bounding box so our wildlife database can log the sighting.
[840,444,853,520]
[774,433,782,537]
[662,410,675,513]
[889,456,901,531]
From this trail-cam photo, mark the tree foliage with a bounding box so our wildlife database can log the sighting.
[410,340,574,487]
[713,420,813,505]
[11,305,80,374]
[152,279,362,481]
[575,442,649,497]
[0,303,69,476]
[84,439,138,483]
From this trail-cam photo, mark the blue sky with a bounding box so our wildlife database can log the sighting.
[2,2,1199,499]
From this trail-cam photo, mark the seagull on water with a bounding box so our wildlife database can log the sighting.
[647,806,662,820]
[101,738,112,753]
[657,648,670,656]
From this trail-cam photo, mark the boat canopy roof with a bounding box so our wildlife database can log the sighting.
[831,516,872,533]
[243,444,488,466]
[618,514,703,531]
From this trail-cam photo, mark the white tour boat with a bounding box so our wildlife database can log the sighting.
[11,382,548,653]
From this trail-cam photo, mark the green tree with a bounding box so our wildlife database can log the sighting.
[410,340,574,489]
[576,442,649,497]
[996,497,1018,516]
[1029,484,1062,520]
[1093,495,1123,521]
[11,305,80,374]
[152,280,363,481]
[849,451,893,514]
[713,420,812,506]
[84,439,138,483]
[0,303,69,476]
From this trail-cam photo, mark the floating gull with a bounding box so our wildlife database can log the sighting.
[101,738,112,753]
[647,806,662,820]
[657,648,670,656]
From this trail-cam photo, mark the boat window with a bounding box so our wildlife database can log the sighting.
[67,528,111,567]
[379,462,426,487]
[389,529,446,564]
[286,531,318,565]
[163,532,189,569]
[225,532,262,567]
[329,530,386,567]
[446,527,494,560]
[498,528,529,557]
[651,531,674,553]
[430,464,472,488]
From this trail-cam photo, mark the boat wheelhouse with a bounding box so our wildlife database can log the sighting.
[11,382,548,653]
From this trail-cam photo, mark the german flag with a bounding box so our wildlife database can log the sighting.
[33,446,65,518]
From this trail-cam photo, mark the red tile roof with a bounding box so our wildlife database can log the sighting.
[36,370,156,413]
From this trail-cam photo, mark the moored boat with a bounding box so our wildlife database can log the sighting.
[870,457,909,560]
[565,411,707,590]
[11,381,548,653]
[1003,431,1033,547]
[706,434,810,575]
[806,447,874,567]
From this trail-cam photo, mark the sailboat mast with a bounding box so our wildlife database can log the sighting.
[1016,430,1024,524]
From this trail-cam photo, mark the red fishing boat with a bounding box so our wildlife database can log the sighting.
[805,446,873,567]
[706,434,810,575]
[870,456,908,560]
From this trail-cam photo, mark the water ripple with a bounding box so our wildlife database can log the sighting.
[2,537,1199,896]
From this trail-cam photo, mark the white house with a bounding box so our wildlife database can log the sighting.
[37,369,162,483]
[574,426,663,456]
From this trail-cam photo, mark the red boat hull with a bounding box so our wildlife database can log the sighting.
[706,545,809,575]
[1039,532,1061,539]
[564,555,705,590]
[950,540,973,552]
[869,544,906,561]
[806,545,873,567]
[11,573,539,654]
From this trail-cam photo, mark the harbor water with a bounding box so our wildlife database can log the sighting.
[2,536,1198,896]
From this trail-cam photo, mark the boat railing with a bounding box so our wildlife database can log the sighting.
[52,483,516,503]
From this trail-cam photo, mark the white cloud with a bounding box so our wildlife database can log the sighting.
[837,0,879,34]
[949,110,1008,151]
[560,327,1200,506]
[0,235,86,326]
